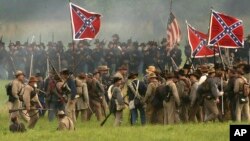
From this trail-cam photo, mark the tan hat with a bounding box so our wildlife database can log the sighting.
[200,65,209,73]
[148,73,157,79]
[57,110,65,115]
[146,66,156,73]
[208,68,215,74]
[15,70,25,77]
[28,76,38,83]
[98,65,109,71]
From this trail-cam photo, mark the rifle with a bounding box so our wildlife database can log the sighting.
[100,95,128,126]
[9,108,53,113]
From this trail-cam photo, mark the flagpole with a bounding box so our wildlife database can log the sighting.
[170,0,173,13]
[68,0,76,74]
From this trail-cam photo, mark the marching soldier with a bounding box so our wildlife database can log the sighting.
[163,72,180,125]
[189,71,203,122]
[127,72,147,125]
[234,70,250,122]
[60,69,77,123]
[87,71,105,121]
[199,68,223,122]
[22,76,43,129]
[75,73,89,122]
[143,73,159,124]
[176,69,191,123]
[57,111,75,131]
[111,77,125,126]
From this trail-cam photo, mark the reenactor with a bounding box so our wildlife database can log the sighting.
[234,69,250,122]
[10,71,25,118]
[60,69,77,123]
[110,77,125,126]
[35,72,46,116]
[22,76,43,129]
[143,66,156,86]
[92,39,104,69]
[114,65,128,97]
[75,73,89,122]
[198,68,223,122]
[128,42,140,72]
[170,44,182,67]
[127,72,147,125]
[143,73,159,124]
[226,69,237,121]
[9,115,26,133]
[163,72,180,124]
[189,71,203,122]
[87,70,105,121]
[57,111,75,131]
[176,69,191,123]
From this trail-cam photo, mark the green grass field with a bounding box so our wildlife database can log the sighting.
[0,80,230,141]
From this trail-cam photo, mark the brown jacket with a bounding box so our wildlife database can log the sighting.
[12,79,24,99]
[144,80,159,103]
[234,76,247,94]
[23,85,41,109]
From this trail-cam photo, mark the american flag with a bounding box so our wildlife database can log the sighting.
[167,12,181,49]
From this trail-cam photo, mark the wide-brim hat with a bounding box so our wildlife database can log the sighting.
[146,66,156,73]
[60,68,71,75]
[200,65,209,73]
[57,110,65,115]
[15,70,25,77]
[208,68,216,74]
[128,72,139,79]
[98,65,109,71]
[148,73,157,79]
[28,76,38,83]
[113,77,122,84]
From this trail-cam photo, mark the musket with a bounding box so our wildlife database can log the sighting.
[100,95,128,126]
[9,108,53,113]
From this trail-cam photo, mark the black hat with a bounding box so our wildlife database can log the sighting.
[112,34,119,39]
[60,68,71,75]
[165,72,175,79]
[178,69,186,76]
[128,72,139,79]
[161,38,167,44]
[113,77,122,84]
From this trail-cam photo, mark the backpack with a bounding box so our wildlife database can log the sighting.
[241,78,250,97]
[5,82,16,103]
[152,84,172,109]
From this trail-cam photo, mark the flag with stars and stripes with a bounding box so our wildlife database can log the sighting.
[69,2,101,40]
[166,12,181,49]
[208,10,244,48]
[187,22,218,58]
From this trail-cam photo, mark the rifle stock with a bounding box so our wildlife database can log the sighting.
[9,108,53,113]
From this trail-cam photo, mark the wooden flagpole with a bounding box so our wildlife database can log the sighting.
[68,0,76,73]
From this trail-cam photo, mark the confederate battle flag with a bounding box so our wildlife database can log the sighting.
[208,10,244,48]
[69,2,101,40]
[187,22,218,58]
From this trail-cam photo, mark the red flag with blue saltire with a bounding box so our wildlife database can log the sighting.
[187,22,218,58]
[69,2,101,40]
[207,10,244,48]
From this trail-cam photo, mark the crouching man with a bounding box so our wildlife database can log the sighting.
[57,111,75,131]
[9,115,26,133]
